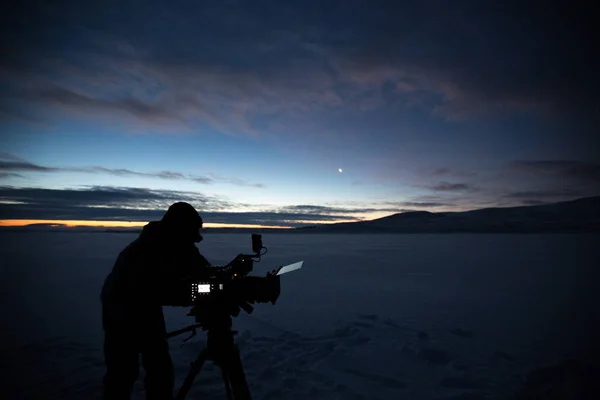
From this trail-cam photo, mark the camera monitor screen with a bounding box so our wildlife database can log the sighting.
[197,284,211,293]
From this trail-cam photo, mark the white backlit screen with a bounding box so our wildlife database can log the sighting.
[197,284,211,293]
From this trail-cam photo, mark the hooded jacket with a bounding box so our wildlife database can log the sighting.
[101,221,211,308]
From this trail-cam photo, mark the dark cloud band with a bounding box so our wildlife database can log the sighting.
[0,186,364,226]
[0,154,265,188]
[2,0,598,137]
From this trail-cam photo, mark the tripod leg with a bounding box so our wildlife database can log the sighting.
[175,348,210,400]
[221,344,252,400]
[221,369,234,400]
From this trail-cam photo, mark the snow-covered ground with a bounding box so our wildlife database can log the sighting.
[1,232,598,399]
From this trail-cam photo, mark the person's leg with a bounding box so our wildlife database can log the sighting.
[141,337,175,400]
[102,304,140,400]
[141,307,175,400]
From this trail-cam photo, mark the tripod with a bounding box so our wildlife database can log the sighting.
[167,313,253,400]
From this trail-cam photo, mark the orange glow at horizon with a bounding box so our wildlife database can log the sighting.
[0,219,294,229]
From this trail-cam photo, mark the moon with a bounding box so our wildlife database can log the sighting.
[338,168,343,173]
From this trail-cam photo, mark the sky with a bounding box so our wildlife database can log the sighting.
[1,0,599,228]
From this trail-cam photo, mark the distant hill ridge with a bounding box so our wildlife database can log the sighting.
[296,196,600,233]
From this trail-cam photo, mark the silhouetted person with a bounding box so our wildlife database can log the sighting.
[100,202,210,400]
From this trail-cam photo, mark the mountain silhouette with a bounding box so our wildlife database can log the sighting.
[296,196,600,233]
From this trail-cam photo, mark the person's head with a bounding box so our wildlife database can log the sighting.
[159,202,203,243]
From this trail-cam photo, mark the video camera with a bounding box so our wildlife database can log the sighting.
[177,234,302,323]
[166,234,302,399]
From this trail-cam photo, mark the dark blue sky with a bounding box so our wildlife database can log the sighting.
[1,0,599,227]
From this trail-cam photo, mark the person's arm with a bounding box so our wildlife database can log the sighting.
[156,244,212,306]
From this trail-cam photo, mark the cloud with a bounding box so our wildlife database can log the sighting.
[191,177,215,184]
[0,160,58,172]
[510,160,600,183]
[33,86,177,122]
[2,186,486,226]
[92,168,184,180]
[0,157,266,188]
[425,182,479,192]
[0,173,23,179]
[207,174,266,188]
[327,200,458,213]
[278,205,349,214]
[0,186,364,226]
[2,0,597,138]
[501,189,587,205]
[503,189,583,199]
[0,186,230,221]
[0,159,213,182]
[401,193,518,211]
[431,168,451,176]
[0,153,26,162]
[325,1,597,122]
[278,204,410,215]
[16,84,232,133]
[519,199,546,206]
[394,202,449,208]
[430,168,477,178]
[0,185,222,209]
